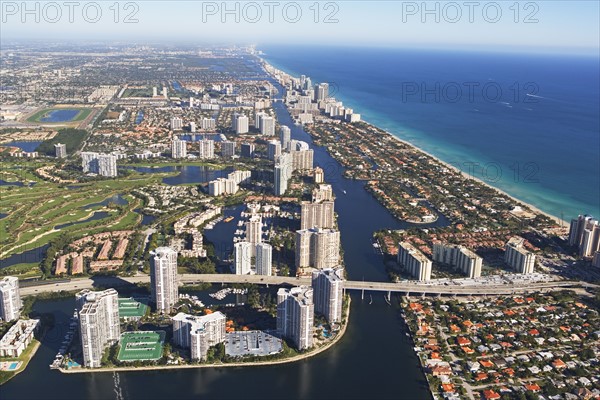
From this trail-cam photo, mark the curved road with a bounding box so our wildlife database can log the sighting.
[19,273,595,297]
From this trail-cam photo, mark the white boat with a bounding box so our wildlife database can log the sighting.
[342,190,347,194]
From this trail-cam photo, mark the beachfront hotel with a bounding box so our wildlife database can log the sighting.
[397,242,432,282]
[172,312,226,361]
[150,247,179,314]
[312,268,344,324]
[277,286,314,350]
[78,289,120,368]
[504,237,536,274]
[432,243,483,278]
[0,276,21,322]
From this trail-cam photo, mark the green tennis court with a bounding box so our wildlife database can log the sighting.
[117,331,165,362]
[118,298,148,319]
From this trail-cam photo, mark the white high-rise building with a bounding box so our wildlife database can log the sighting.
[312,184,334,202]
[397,242,432,281]
[232,113,249,134]
[78,288,120,368]
[260,116,275,136]
[280,126,291,149]
[150,247,179,313]
[201,117,216,130]
[81,152,117,177]
[190,122,196,133]
[198,139,215,159]
[313,167,324,184]
[0,277,21,322]
[432,243,482,278]
[256,243,272,276]
[277,286,314,350]
[171,117,183,130]
[172,138,187,159]
[208,178,238,196]
[172,312,226,361]
[292,149,314,171]
[301,201,335,230]
[54,143,67,158]
[504,237,536,274]
[162,87,168,98]
[315,83,329,101]
[311,268,344,324]
[245,215,263,247]
[295,228,340,270]
[234,241,253,275]
[153,87,158,97]
[267,140,282,161]
[97,154,117,177]
[274,152,293,196]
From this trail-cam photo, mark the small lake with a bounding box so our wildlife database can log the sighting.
[39,109,80,122]
[129,165,234,185]
[0,244,49,269]
[54,211,111,230]
[3,141,42,152]
[82,194,129,208]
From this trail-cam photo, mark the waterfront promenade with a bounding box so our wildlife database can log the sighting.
[19,273,595,298]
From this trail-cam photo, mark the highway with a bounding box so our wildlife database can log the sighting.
[18,273,595,298]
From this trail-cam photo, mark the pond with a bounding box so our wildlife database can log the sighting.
[129,165,234,185]
[39,109,80,122]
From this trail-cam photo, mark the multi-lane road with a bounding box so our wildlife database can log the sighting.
[19,273,596,298]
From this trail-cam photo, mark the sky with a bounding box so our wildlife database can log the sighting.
[1,1,599,54]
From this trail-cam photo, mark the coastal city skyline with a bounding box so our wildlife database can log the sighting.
[0,1,599,399]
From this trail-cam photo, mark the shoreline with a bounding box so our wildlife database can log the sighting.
[260,57,570,228]
[59,296,351,374]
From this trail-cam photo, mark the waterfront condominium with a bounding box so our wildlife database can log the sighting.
[312,184,334,202]
[274,152,293,196]
[280,125,291,149]
[313,167,324,184]
[0,276,21,322]
[295,228,341,271]
[150,247,179,313]
[172,312,226,361]
[504,237,536,274]
[568,214,600,258]
[311,268,344,324]
[234,241,253,275]
[77,288,120,368]
[397,242,432,282]
[267,140,282,161]
[255,242,273,276]
[300,200,335,230]
[432,243,483,278]
[277,286,314,350]
[198,139,215,159]
[172,138,187,159]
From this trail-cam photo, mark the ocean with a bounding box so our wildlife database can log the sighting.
[261,45,600,220]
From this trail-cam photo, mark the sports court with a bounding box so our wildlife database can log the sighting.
[117,331,165,362]
[118,298,149,320]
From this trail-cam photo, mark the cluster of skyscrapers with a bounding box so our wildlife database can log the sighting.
[277,267,344,350]
[234,213,273,276]
[81,152,118,177]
